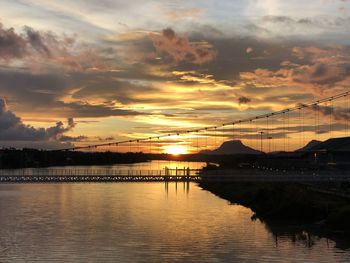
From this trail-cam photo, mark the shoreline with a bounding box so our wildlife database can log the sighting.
[199,182,350,237]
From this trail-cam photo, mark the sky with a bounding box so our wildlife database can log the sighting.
[0,0,350,152]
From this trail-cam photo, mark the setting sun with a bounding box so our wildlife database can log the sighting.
[164,145,188,155]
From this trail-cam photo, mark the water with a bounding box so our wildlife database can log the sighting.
[0,161,350,263]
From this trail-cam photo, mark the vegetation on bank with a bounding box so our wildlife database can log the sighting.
[199,182,350,233]
[0,148,261,169]
[0,149,149,168]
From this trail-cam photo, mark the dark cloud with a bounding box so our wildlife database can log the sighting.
[262,16,295,24]
[290,46,350,88]
[239,15,350,44]
[184,35,297,82]
[56,101,146,118]
[0,69,68,108]
[238,96,251,104]
[309,104,350,121]
[162,28,176,40]
[1,19,349,136]
[58,135,116,143]
[71,76,160,105]
[59,135,88,142]
[0,98,77,148]
[99,136,115,141]
[260,15,350,30]
[24,26,51,57]
[110,28,303,85]
[292,63,347,85]
[0,70,148,118]
[261,16,317,26]
[237,44,350,97]
[0,23,27,60]
[0,21,106,72]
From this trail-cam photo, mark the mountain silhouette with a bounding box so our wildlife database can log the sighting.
[304,137,350,152]
[296,137,350,152]
[296,140,322,152]
[200,140,262,155]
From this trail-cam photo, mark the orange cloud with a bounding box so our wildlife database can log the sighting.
[240,45,350,96]
[149,28,217,64]
[163,8,203,20]
[246,47,254,54]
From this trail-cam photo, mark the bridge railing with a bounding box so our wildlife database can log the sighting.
[0,167,348,177]
[0,168,350,182]
[0,168,201,177]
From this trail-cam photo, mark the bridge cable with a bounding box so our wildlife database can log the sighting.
[60,90,350,152]
[214,127,217,149]
[301,107,304,148]
[283,112,286,152]
[330,100,333,138]
[287,110,290,151]
[266,116,269,153]
[317,103,320,141]
[314,103,317,141]
[345,94,350,136]
[205,128,208,152]
[255,120,258,151]
[221,124,225,146]
[249,120,253,149]
[298,108,302,149]
[196,130,199,154]
[232,123,235,144]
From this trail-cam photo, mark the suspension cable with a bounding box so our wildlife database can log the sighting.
[61,90,350,151]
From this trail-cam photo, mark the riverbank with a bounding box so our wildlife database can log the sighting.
[199,182,350,235]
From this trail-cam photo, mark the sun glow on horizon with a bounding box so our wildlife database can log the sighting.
[164,145,188,155]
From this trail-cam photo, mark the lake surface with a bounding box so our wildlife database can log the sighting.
[1,161,350,263]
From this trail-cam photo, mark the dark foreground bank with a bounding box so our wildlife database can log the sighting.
[199,182,350,235]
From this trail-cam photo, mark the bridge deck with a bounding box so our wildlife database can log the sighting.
[0,169,350,183]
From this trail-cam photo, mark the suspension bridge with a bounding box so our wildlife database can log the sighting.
[61,90,350,154]
[1,90,350,183]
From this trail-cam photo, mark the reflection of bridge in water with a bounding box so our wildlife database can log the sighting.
[1,168,350,183]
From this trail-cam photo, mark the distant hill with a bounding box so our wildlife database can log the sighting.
[200,140,262,155]
[307,137,350,152]
[296,137,350,152]
[296,140,322,152]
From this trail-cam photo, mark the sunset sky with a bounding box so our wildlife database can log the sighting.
[0,0,350,152]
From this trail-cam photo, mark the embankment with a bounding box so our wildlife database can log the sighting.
[199,182,350,234]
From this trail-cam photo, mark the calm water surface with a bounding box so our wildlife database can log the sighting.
[0,161,350,263]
